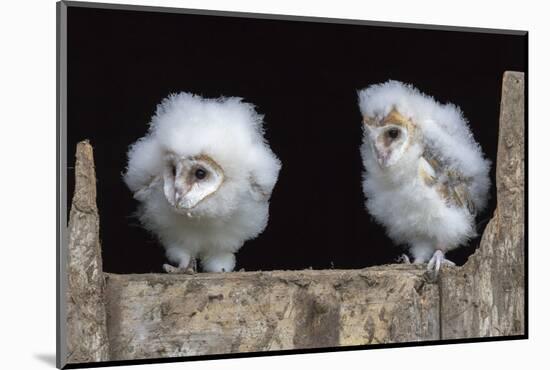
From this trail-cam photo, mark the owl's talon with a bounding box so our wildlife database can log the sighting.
[427,250,455,276]
[163,258,197,275]
[163,263,182,273]
[189,258,198,274]
[396,254,411,264]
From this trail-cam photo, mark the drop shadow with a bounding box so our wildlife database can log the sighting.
[34,353,56,367]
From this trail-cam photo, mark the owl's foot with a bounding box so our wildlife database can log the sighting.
[427,250,455,276]
[396,254,411,264]
[163,258,197,274]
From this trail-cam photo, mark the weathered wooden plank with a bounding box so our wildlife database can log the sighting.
[440,71,525,339]
[105,265,439,361]
[66,141,110,363]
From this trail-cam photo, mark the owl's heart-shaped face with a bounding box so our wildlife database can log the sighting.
[363,109,413,168]
[162,153,225,212]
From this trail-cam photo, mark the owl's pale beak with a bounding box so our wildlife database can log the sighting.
[377,153,389,168]
[163,166,193,209]
[174,184,194,209]
[174,190,185,208]
[373,145,390,168]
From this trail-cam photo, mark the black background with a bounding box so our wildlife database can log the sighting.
[67,7,526,274]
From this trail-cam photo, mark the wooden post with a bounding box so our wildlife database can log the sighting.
[66,140,110,363]
[439,71,525,339]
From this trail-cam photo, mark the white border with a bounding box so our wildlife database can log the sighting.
[1,1,546,369]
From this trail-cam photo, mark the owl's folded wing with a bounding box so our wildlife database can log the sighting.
[420,152,477,216]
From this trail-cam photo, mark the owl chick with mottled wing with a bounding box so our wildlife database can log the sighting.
[124,93,281,273]
[358,81,491,275]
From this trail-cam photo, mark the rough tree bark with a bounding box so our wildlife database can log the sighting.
[66,141,110,363]
[439,71,525,339]
[65,72,525,364]
[105,265,438,360]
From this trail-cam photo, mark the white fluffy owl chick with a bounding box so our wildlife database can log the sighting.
[123,93,281,273]
[358,81,491,274]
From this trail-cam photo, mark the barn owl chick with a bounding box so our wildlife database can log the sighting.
[358,81,491,275]
[124,93,281,273]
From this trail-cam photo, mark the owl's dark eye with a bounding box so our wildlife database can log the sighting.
[171,164,177,177]
[195,168,207,180]
[387,128,400,139]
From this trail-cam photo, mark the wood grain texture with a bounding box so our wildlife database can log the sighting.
[105,265,438,361]
[439,71,525,339]
[66,141,110,363]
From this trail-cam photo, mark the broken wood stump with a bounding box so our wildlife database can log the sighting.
[439,71,525,339]
[66,141,110,363]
